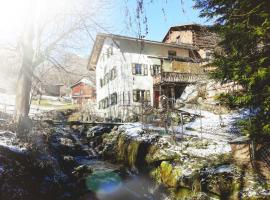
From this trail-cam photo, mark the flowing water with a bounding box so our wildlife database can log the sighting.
[75,158,170,200]
[66,128,170,200]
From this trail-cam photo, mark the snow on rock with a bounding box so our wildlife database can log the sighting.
[119,123,143,138]
[119,123,160,142]
[0,131,27,153]
[185,142,231,157]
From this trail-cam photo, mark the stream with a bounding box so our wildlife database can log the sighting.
[54,124,170,200]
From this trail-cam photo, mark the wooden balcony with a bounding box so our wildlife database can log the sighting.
[153,72,205,85]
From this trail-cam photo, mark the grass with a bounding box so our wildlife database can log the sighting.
[32,99,78,110]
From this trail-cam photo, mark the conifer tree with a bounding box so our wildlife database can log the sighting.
[194,0,270,138]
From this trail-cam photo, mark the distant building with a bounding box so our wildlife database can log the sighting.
[70,78,96,105]
[42,84,63,97]
[87,33,203,121]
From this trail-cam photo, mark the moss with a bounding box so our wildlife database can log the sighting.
[160,161,182,187]
[116,134,128,162]
[67,112,81,121]
[127,140,140,169]
[150,167,161,183]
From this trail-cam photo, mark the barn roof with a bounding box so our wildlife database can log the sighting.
[70,78,94,88]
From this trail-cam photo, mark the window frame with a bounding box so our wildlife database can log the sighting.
[110,92,117,106]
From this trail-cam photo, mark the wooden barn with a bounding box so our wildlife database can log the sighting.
[70,78,95,105]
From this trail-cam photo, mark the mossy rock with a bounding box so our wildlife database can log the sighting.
[127,140,140,169]
[160,161,182,187]
[202,172,233,198]
[145,145,180,164]
[116,134,129,162]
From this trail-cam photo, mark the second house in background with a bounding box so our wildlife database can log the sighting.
[70,78,96,106]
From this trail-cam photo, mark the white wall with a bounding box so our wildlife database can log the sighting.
[95,37,190,120]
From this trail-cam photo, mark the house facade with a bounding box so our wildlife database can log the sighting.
[88,34,204,121]
[71,78,96,105]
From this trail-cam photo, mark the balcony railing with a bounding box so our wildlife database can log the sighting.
[153,72,205,85]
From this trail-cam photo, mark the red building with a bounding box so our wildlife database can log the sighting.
[70,78,95,105]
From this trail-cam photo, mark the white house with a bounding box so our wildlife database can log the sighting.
[87,33,202,121]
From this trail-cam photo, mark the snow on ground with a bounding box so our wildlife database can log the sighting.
[118,108,247,158]
[179,108,246,142]
[0,93,70,116]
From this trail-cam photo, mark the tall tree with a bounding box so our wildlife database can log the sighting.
[194,0,270,138]
[0,0,109,134]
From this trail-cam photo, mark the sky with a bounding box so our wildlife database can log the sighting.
[109,0,211,42]
[0,0,212,57]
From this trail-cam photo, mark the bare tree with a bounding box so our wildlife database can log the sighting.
[8,0,110,134]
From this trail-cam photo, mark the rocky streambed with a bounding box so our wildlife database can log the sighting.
[89,123,270,200]
[1,109,270,200]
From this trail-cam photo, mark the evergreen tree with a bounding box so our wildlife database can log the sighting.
[194,0,270,138]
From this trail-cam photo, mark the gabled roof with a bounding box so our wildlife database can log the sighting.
[87,33,199,70]
[70,78,94,88]
[162,24,211,43]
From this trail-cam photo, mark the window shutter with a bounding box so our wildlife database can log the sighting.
[113,67,117,79]
[144,64,148,75]
[133,90,138,102]
[132,64,136,75]
[100,79,103,87]
[146,90,150,101]
[150,65,154,76]
[127,91,130,105]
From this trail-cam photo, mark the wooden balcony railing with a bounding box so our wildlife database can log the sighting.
[153,72,205,85]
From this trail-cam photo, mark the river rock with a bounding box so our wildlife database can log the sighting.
[86,126,112,138]
[72,164,93,177]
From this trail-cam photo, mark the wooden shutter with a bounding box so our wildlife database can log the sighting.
[100,79,103,87]
[132,63,136,75]
[143,64,148,75]
[133,90,138,102]
[146,90,150,101]
[150,65,154,76]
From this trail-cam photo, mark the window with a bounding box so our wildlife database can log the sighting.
[168,50,176,57]
[104,73,109,84]
[103,97,109,108]
[110,67,117,80]
[110,93,117,105]
[150,65,161,76]
[106,46,113,58]
[133,90,150,103]
[100,79,103,87]
[133,90,140,102]
[99,101,102,109]
[132,63,148,75]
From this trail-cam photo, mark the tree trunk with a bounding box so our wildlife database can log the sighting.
[15,58,34,136]
[14,24,34,136]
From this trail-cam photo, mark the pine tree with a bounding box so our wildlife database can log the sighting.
[194,0,270,139]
